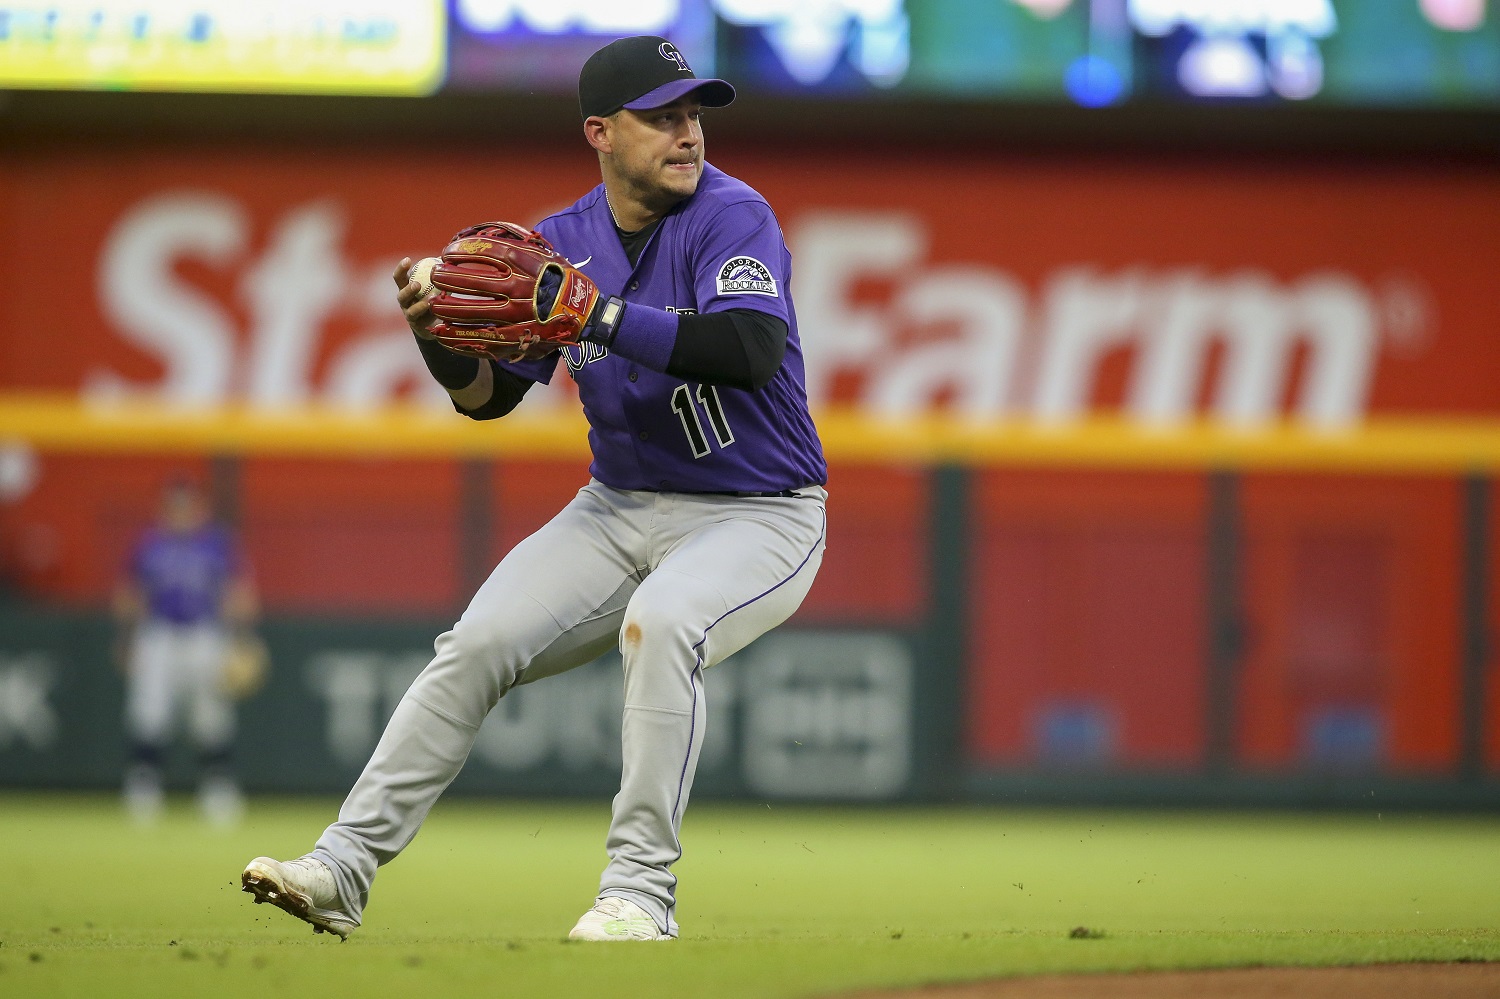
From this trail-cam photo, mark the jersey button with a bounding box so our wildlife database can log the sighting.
[629,281,639,290]
[628,370,638,382]
[638,431,650,441]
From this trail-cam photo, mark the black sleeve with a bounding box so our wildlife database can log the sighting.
[666,309,789,391]
[415,332,480,389]
[455,363,534,421]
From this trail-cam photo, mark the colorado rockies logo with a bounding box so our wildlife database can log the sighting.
[715,256,778,296]
[659,41,690,73]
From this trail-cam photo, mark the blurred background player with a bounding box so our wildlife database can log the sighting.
[114,477,260,826]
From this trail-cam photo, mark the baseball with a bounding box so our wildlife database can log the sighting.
[408,256,440,298]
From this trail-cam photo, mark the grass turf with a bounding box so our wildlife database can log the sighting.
[1,793,1496,998]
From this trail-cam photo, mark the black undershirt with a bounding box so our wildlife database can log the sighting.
[459,218,789,420]
[616,218,662,267]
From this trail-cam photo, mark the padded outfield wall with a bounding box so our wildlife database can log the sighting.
[0,144,1497,805]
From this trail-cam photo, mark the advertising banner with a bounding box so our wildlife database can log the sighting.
[1,147,1496,429]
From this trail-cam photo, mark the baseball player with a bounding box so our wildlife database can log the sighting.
[242,35,828,941]
[115,477,258,826]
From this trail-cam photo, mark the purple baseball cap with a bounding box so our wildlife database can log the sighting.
[579,35,735,119]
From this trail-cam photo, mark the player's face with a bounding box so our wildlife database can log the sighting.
[608,97,704,212]
[161,484,208,533]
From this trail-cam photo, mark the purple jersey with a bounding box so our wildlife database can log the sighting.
[503,164,827,494]
[129,524,240,625]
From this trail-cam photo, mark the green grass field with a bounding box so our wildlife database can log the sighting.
[2,793,1496,998]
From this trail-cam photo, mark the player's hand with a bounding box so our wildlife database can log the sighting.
[394,258,439,338]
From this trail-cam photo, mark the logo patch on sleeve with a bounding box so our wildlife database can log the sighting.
[715,256,778,296]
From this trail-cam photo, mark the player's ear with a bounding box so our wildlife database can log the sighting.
[584,115,612,155]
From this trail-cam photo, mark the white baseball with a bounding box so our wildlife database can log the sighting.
[409,256,440,298]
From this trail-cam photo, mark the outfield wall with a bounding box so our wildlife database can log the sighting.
[0,432,1496,806]
[1,142,1498,805]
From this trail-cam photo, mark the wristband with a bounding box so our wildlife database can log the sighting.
[582,296,627,347]
[599,301,678,372]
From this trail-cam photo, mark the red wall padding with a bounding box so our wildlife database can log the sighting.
[965,470,1209,770]
[0,454,213,604]
[796,463,928,625]
[1236,475,1462,774]
[2,454,1476,777]
[237,458,463,616]
[489,460,594,561]
[1,455,929,628]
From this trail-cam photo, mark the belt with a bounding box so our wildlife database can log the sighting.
[706,488,805,498]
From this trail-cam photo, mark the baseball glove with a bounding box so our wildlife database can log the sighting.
[426,221,600,362]
[221,632,269,701]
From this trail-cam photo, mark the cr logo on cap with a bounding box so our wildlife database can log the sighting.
[659,41,690,73]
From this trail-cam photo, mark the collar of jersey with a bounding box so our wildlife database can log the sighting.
[597,186,685,288]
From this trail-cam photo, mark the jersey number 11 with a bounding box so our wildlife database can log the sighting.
[670,383,735,458]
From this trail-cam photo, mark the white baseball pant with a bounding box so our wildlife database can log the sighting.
[125,620,234,750]
[311,479,828,936]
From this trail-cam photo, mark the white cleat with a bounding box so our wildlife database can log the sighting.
[241,856,357,940]
[567,896,673,941]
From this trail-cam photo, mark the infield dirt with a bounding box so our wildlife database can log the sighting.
[854,963,1500,999]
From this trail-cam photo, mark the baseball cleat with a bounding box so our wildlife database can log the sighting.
[567,896,673,941]
[241,856,357,940]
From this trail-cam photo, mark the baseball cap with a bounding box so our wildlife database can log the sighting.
[578,35,735,119]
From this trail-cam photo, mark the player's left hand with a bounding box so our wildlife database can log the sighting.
[426,222,601,363]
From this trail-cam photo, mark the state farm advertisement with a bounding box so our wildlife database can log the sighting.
[2,147,1496,427]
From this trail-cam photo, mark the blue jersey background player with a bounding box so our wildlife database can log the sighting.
[243,35,828,941]
[115,477,258,826]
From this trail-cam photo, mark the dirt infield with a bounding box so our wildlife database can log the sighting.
[850,963,1500,999]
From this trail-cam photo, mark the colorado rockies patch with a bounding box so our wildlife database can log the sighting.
[715,256,778,296]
